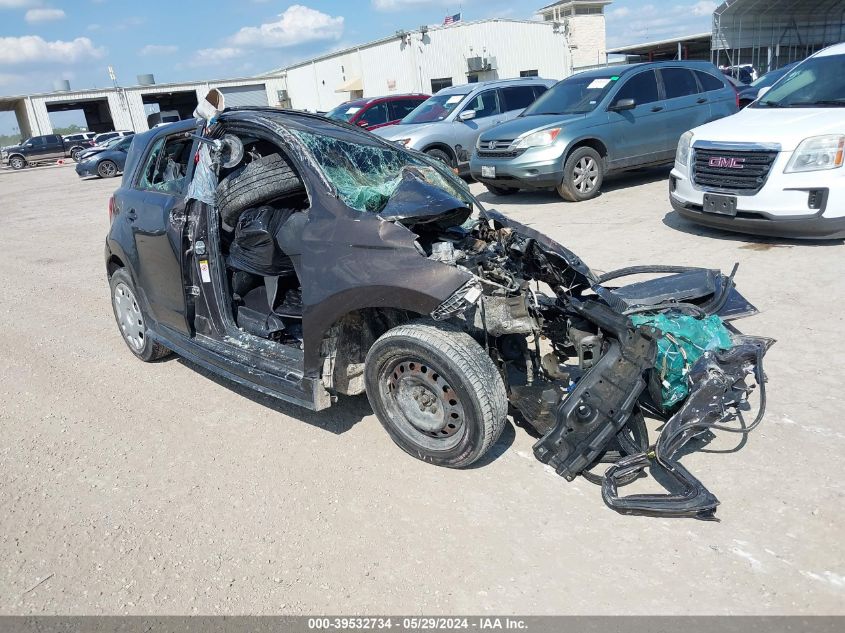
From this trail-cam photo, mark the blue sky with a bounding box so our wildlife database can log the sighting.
[0,0,717,133]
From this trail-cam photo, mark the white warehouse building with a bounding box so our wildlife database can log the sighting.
[276,9,609,113]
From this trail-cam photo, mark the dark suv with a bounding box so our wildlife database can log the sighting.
[325,93,430,131]
[104,109,770,518]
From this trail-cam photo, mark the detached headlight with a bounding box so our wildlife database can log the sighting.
[513,128,561,149]
[395,138,412,147]
[676,131,694,168]
[785,135,845,173]
[431,280,482,321]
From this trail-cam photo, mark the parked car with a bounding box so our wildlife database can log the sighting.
[670,43,845,239]
[470,61,738,201]
[104,110,770,518]
[737,62,799,107]
[93,130,134,146]
[76,134,133,178]
[63,132,98,161]
[721,65,755,85]
[3,133,78,169]
[374,78,555,174]
[325,94,429,131]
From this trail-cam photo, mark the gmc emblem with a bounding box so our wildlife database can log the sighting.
[709,156,746,169]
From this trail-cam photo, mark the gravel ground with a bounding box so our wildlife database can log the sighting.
[0,163,843,615]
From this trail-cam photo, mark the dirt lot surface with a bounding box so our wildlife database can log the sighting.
[1,164,843,615]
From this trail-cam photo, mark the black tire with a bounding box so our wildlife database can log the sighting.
[425,148,455,168]
[70,148,83,162]
[364,321,508,468]
[485,184,518,196]
[217,153,304,227]
[9,155,26,170]
[98,160,118,178]
[557,146,604,202]
[109,268,172,362]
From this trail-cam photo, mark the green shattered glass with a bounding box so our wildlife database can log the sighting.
[631,312,734,408]
[292,129,471,213]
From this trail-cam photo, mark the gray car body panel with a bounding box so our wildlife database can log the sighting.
[374,78,557,172]
[470,62,738,189]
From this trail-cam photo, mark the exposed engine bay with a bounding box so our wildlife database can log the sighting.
[404,198,772,520]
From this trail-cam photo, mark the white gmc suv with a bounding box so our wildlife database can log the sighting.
[670,43,845,239]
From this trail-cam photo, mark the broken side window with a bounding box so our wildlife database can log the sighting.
[138,135,193,194]
[291,129,472,214]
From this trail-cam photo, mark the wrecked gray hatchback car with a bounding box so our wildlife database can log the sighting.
[105,110,772,519]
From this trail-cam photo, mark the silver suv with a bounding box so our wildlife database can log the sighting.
[374,78,556,174]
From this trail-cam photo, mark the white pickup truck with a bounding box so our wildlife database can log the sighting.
[670,43,845,239]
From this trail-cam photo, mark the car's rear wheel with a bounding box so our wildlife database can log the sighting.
[9,156,26,170]
[109,269,172,362]
[485,184,518,196]
[557,146,603,202]
[364,321,508,468]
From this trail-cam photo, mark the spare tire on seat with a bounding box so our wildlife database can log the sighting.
[217,153,305,227]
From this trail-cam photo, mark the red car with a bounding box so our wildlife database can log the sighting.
[325,93,429,131]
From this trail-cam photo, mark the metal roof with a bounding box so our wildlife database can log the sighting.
[714,0,845,18]
[607,33,712,55]
[537,0,612,10]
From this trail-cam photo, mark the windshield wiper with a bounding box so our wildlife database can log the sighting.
[796,100,845,107]
[757,100,783,108]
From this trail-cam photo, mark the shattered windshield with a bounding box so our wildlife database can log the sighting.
[292,129,473,213]
[400,93,469,124]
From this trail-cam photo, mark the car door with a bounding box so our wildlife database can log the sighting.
[356,102,389,130]
[453,89,503,163]
[26,137,50,161]
[605,69,665,168]
[45,135,64,159]
[657,67,711,157]
[129,132,196,335]
[694,69,735,118]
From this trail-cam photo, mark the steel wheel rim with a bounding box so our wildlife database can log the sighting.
[113,282,145,351]
[379,357,466,450]
[573,156,599,193]
[100,162,116,177]
[11,158,23,169]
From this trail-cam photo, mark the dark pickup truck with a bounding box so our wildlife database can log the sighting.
[2,133,92,169]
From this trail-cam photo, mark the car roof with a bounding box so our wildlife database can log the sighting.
[814,42,845,57]
[570,61,721,80]
[436,77,555,95]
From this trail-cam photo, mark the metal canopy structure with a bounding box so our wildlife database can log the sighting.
[607,33,712,62]
[712,0,845,71]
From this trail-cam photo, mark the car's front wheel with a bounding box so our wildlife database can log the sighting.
[109,269,172,362]
[425,148,455,168]
[9,156,26,170]
[71,148,83,162]
[557,146,604,202]
[364,321,508,468]
[98,160,118,178]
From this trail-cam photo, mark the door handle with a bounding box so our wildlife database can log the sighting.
[697,98,708,104]
[126,209,137,222]
[651,106,664,112]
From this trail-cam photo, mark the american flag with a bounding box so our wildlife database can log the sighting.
[443,12,461,25]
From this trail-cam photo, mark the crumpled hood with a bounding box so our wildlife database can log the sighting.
[691,108,845,152]
[478,114,588,143]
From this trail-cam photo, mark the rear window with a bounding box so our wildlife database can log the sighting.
[695,70,726,92]
[389,99,422,120]
[661,68,700,99]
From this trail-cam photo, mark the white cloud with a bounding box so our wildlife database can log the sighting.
[0,72,22,85]
[228,5,344,48]
[140,44,178,56]
[372,0,455,10]
[190,46,245,66]
[25,8,66,23]
[692,1,717,16]
[610,7,631,18]
[0,36,105,65]
[0,0,36,8]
